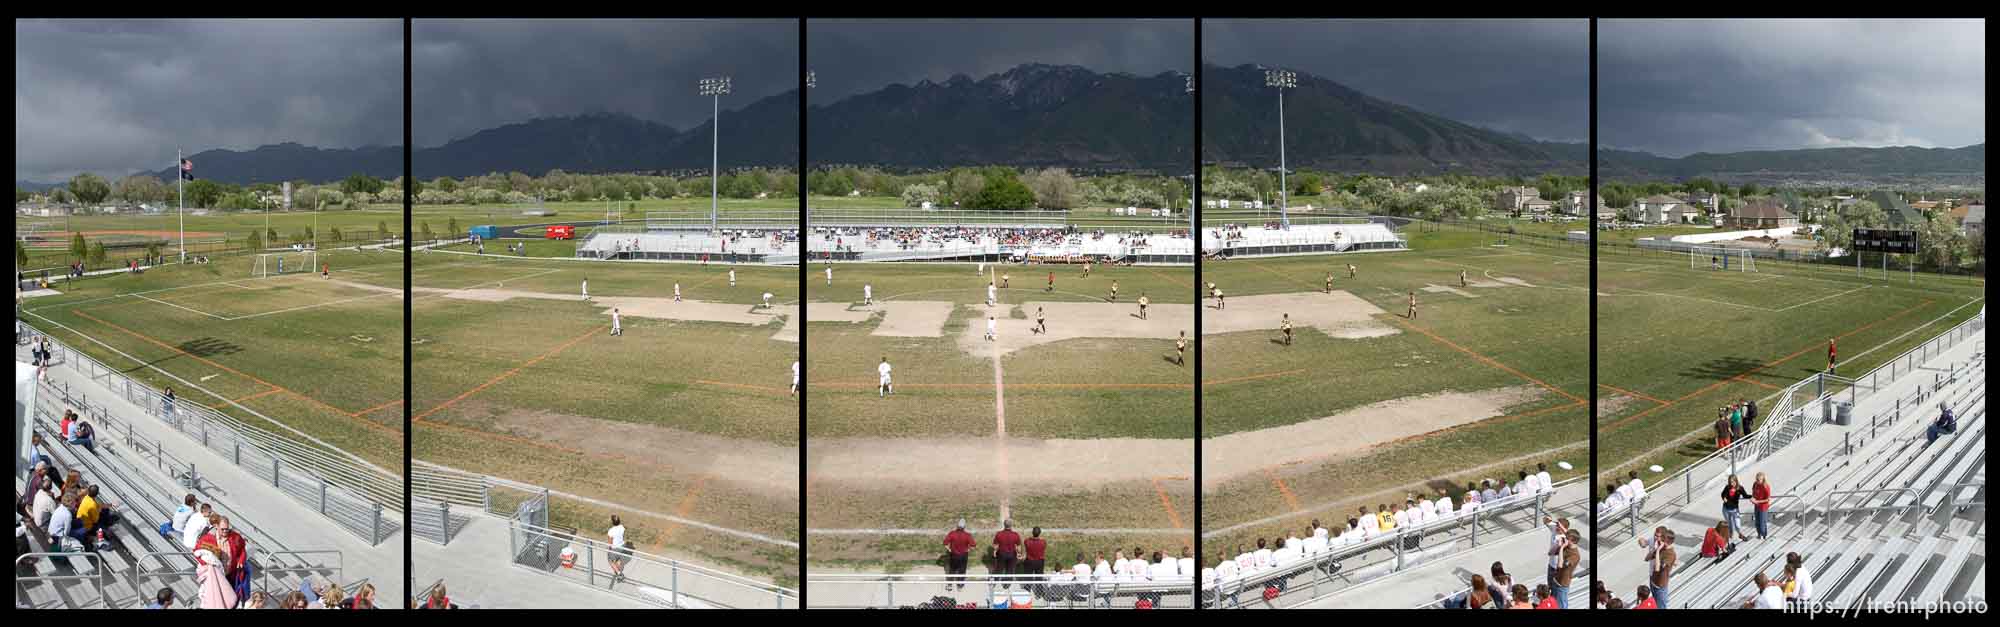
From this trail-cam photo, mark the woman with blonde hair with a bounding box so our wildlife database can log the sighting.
[342,582,376,609]
[192,526,238,609]
[243,590,271,609]
[318,581,346,609]
[280,591,310,609]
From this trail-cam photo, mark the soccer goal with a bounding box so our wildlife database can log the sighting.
[253,250,317,278]
[1689,246,1755,272]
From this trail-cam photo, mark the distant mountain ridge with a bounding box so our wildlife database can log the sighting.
[1599,144,1985,182]
[1199,63,1584,176]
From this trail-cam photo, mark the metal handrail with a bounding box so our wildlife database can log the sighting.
[808,572,1196,609]
[506,521,797,609]
[15,552,111,609]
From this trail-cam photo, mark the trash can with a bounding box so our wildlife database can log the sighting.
[1834,401,1854,426]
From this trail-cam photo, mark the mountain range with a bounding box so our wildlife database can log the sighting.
[1598,144,1985,182]
[20,63,1983,188]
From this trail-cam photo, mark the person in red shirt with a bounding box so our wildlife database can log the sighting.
[1751,472,1774,539]
[1632,585,1658,609]
[1534,584,1559,609]
[1827,338,1837,373]
[1022,526,1048,576]
[943,519,975,591]
[992,520,1022,587]
[1700,520,1742,559]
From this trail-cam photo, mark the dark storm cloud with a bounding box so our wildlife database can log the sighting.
[14,19,403,183]
[1600,19,1984,157]
[805,19,1193,101]
[413,19,797,148]
[1204,19,1588,143]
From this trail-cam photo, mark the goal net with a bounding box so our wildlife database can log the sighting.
[1689,246,1756,272]
[254,250,317,279]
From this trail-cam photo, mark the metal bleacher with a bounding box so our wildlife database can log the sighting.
[1643,327,1986,610]
[17,381,347,608]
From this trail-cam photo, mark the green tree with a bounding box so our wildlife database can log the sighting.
[378,220,390,241]
[446,217,459,238]
[420,221,434,241]
[113,175,167,203]
[88,241,107,266]
[342,174,386,196]
[15,188,28,203]
[969,173,1036,210]
[1027,168,1078,210]
[69,232,87,261]
[184,179,224,208]
[900,183,941,208]
[14,244,27,268]
[68,173,111,205]
[245,230,263,253]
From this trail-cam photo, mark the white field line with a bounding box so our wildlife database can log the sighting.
[1773,284,1874,313]
[808,528,1188,536]
[1606,296,1986,476]
[1421,257,1588,292]
[132,293,230,320]
[1203,440,1590,538]
[23,276,268,313]
[20,311,396,476]
[226,292,400,321]
[410,267,567,302]
[1604,286,1780,312]
[993,333,1011,524]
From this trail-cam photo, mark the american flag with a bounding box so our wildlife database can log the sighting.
[180,158,194,181]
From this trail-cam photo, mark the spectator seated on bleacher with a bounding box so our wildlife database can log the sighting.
[1699,520,1745,560]
[1926,404,1958,445]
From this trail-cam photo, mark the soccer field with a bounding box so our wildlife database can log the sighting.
[803,261,1196,569]
[407,249,802,584]
[1594,243,1987,484]
[19,246,406,473]
[1198,225,1591,553]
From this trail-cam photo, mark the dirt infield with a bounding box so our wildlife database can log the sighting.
[1420,284,1479,298]
[808,435,1192,489]
[485,406,799,501]
[955,301,1194,358]
[806,301,955,337]
[1201,291,1397,339]
[1201,385,1543,489]
[407,283,788,326]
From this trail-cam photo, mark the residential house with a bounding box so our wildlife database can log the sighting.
[1729,198,1799,229]
[1631,194,1693,224]
[1562,190,1588,216]
[1521,197,1555,215]
[1495,186,1540,215]
[1682,190,1720,210]
[1963,204,1984,237]
[1869,190,1924,227]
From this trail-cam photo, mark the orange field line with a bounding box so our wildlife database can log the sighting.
[230,388,284,404]
[1606,299,1933,432]
[659,474,711,542]
[414,416,702,483]
[1151,478,1186,529]
[1392,317,1584,404]
[1599,383,1669,406]
[413,325,605,422]
[810,381,1192,390]
[1201,368,1307,386]
[1263,468,1303,512]
[1732,376,1782,391]
[73,309,399,436]
[694,380,793,395]
[351,399,404,417]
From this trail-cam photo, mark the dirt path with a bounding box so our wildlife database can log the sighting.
[483,407,800,501]
[805,301,955,337]
[806,436,1194,489]
[1201,386,1544,490]
[1202,291,1397,339]
[955,301,1194,358]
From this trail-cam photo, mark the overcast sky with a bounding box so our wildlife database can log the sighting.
[806,19,1193,102]
[14,19,402,183]
[413,19,796,149]
[1204,19,1589,143]
[1601,19,1985,157]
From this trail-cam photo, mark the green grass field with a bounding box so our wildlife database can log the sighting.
[407,250,801,585]
[1594,243,1986,485]
[18,246,406,473]
[804,261,1195,568]
[17,205,404,272]
[1198,224,1590,553]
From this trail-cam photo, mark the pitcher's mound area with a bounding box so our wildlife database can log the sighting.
[1201,385,1543,489]
[1202,291,1397,339]
[955,301,1194,358]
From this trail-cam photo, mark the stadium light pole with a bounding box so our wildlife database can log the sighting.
[1185,74,1196,236]
[700,76,732,234]
[1266,68,1296,230]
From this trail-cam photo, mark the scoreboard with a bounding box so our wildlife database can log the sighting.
[1852,228,1918,254]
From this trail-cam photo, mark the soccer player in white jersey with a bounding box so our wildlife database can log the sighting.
[581,277,590,301]
[985,316,997,341]
[762,292,773,309]
[863,283,873,306]
[791,361,800,397]
[986,282,997,307]
[728,268,736,287]
[825,265,832,286]
[610,308,622,337]
[674,283,682,303]
[877,357,893,397]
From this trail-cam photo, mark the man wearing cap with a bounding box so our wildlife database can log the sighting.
[943,519,975,591]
